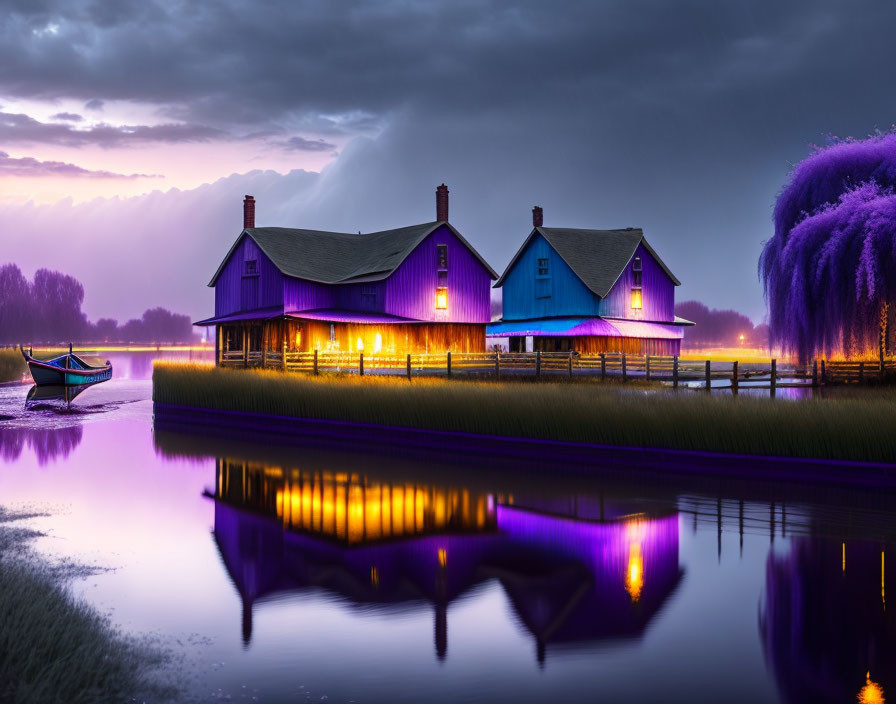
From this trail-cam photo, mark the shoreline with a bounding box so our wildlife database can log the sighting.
[153,402,896,488]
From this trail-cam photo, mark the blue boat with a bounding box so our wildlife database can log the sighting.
[21,345,113,387]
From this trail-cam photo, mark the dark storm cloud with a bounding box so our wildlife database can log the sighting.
[0,110,225,147]
[3,0,896,318]
[279,136,337,152]
[84,99,104,111]
[0,150,160,178]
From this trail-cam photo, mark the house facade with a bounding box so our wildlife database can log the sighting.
[488,207,692,355]
[198,186,498,361]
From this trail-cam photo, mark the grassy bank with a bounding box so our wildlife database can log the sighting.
[0,510,171,704]
[153,362,896,463]
[0,349,25,383]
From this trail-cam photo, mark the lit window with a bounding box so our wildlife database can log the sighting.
[436,287,448,310]
[437,244,448,270]
[631,288,642,309]
[374,333,382,353]
[537,257,549,276]
[356,337,364,351]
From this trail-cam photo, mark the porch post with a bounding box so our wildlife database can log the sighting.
[215,325,221,367]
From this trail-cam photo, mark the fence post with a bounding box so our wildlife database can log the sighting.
[622,355,627,382]
[407,353,412,380]
[282,341,287,372]
[568,351,573,377]
[645,355,651,381]
[359,352,364,376]
[705,360,711,391]
[731,360,738,394]
[821,359,826,385]
[536,350,541,378]
[770,358,777,395]
[859,361,865,384]
[600,353,606,380]
[313,349,319,376]
[673,356,679,390]
[447,351,452,377]
[812,359,818,387]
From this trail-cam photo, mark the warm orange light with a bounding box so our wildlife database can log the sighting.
[435,287,448,310]
[738,334,745,342]
[626,543,644,602]
[370,566,379,587]
[859,671,885,704]
[295,330,302,348]
[631,289,642,310]
[356,337,364,351]
[438,548,447,568]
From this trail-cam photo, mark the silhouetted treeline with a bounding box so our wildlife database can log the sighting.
[676,300,769,349]
[0,263,195,345]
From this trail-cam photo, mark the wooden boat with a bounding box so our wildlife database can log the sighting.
[25,383,96,406]
[21,345,113,387]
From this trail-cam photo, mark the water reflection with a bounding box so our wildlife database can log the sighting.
[761,537,896,704]
[0,424,83,464]
[212,458,682,662]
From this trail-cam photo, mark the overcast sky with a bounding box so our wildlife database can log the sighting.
[2,0,896,322]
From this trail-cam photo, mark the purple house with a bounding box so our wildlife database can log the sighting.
[487,206,693,355]
[197,185,497,361]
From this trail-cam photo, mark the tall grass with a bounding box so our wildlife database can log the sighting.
[0,510,172,704]
[154,362,896,463]
[0,349,25,383]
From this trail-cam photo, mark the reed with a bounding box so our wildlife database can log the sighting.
[0,510,172,704]
[0,349,25,383]
[153,362,896,463]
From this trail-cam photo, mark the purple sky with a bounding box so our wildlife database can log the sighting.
[3,1,896,323]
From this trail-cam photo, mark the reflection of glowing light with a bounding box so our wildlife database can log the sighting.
[374,333,382,353]
[626,543,644,602]
[883,551,886,609]
[370,567,378,587]
[859,671,885,704]
[843,542,846,573]
[438,548,447,568]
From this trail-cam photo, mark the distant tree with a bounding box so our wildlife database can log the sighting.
[675,300,755,348]
[92,318,119,342]
[30,268,88,343]
[760,132,896,361]
[0,263,31,344]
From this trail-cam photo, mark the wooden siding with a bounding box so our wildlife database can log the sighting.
[533,335,680,356]
[215,235,284,316]
[383,225,492,323]
[500,233,600,320]
[282,277,337,312]
[599,243,675,322]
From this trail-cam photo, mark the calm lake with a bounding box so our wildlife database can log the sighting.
[0,352,893,703]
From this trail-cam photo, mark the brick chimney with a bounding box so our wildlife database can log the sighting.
[243,195,256,229]
[532,205,543,228]
[436,184,449,222]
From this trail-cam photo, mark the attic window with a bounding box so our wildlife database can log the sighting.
[537,257,549,277]
[244,259,258,275]
[437,244,448,270]
[361,284,377,306]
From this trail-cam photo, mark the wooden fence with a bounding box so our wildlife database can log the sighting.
[218,349,896,390]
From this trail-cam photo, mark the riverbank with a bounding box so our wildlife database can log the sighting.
[153,362,896,464]
[0,509,172,703]
[0,349,25,383]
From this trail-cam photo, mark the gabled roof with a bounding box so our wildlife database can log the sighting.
[209,221,498,287]
[494,227,680,297]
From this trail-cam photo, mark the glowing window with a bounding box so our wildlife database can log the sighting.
[631,288,642,309]
[435,287,448,310]
[374,333,382,353]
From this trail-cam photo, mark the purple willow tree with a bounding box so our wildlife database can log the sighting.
[760,133,896,362]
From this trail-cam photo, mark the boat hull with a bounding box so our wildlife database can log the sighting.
[25,354,113,387]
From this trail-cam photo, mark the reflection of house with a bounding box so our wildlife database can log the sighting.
[761,538,896,704]
[487,207,692,354]
[196,186,497,360]
[212,459,683,662]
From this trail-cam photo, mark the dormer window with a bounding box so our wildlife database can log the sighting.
[437,244,448,270]
[537,258,549,277]
[244,259,258,275]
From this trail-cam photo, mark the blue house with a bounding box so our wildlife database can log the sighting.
[487,207,692,355]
